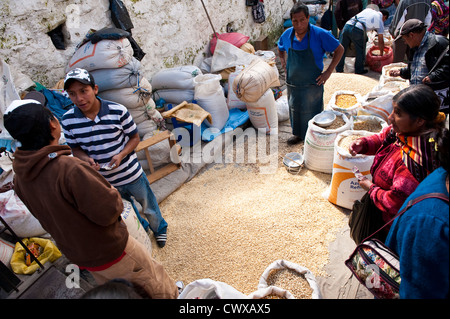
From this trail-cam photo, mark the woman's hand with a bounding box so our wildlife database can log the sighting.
[349,139,365,156]
[358,178,373,192]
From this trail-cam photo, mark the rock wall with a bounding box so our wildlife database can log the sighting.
[0,0,295,87]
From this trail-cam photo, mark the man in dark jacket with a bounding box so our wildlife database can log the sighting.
[389,19,449,112]
[334,0,363,31]
[3,99,178,298]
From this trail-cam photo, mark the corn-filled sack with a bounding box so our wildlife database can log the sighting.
[232,58,280,103]
[328,90,362,116]
[246,88,278,134]
[304,111,352,174]
[193,74,229,130]
[66,38,134,72]
[150,65,202,90]
[358,90,394,123]
[324,130,375,210]
[121,199,152,254]
[90,57,142,93]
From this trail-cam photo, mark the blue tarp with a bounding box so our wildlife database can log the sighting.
[201,108,249,142]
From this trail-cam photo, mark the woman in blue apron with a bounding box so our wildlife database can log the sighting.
[279,2,343,145]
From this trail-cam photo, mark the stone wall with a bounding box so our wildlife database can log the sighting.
[0,0,295,87]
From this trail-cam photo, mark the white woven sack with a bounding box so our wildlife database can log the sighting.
[275,94,289,122]
[327,90,362,116]
[193,74,229,130]
[66,38,134,72]
[359,90,395,123]
[258,259,322,299]
[323,130,375,210]
[151,65,202,90]
[178,278,247,299]
[0,190,48,238]
[121,199,152,254]
[152,89,195,105]
[98,77,152,109]
[90,57,142,92]
[379,62,408,85]
[246,88,278,134]
[351,115,388,133]
[303,111,352,174]
[227,67,247,110]
[232,57,280,103]
[247,286,294,299]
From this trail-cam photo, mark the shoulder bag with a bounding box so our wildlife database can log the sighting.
[345,192,449,299]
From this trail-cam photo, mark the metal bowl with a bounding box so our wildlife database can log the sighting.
[313,111,336,127]
[283,152,304,173]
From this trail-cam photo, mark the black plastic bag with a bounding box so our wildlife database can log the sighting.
[109,0,134,31]
[109,0,145,61]
[252,1,265,23]
[87,27,130,44]
[47,24,66,50]
[348,192,386,245]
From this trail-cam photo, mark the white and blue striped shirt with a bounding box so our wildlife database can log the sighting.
[61,98,142,187]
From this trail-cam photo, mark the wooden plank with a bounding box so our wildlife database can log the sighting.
[135,130,172,152]
[146,163,180,184]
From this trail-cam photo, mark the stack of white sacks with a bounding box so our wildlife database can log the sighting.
[210,39,282,135]
[65,37,171,170]
[299,61,410,210]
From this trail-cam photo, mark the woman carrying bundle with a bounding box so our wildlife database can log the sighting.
[348,84,446,242]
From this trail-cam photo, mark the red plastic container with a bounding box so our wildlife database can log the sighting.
[366,46,393,73]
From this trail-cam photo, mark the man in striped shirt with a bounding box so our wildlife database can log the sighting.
[61,68,168,248]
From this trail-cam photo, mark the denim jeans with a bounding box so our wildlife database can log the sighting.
[116,172,167,237]
[336,23,366,74]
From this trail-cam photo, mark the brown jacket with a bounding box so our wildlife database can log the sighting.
[12,144,128,268]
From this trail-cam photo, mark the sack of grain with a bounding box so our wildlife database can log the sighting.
[327,90,362,116]
[98,77,152,109]
[0,237,14,267]
[150,65,202,90]
[90,57,142,92]
[258,259,321,299]
[304,111,352,174]
[193,74,229,130]
[247,286,294,299]
[246,88,278,134]
[379,62,408,86]
[0,190,48,238]
[359,90,395,122]
[324,130,375,210]
[227,66,247,110]
[275,94,289,122]
[121,199,152,254]
[351,115,388,133]
[366,46,393,73]
[372,79,409,95]
[232,57,280,103]
[152,89,195,105]
[66,38,134,72]
[178,278,247,299]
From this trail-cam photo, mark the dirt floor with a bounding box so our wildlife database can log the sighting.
[147,55,383,299]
